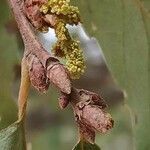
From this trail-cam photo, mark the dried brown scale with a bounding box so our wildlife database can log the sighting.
[78,120,95,144]
[25,51,71,94]
[43,14,57,27]
[77,105,114,134]
[47,63,71,94]
[77,89,107,109]
[24,0,47,6]
[23,0,49,30]
[58,92,70,109]
[23,0,59,30]
[26,53,49,92]
[67,88,114,142]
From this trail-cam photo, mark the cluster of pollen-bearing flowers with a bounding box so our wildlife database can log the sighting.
[40,0,86,79]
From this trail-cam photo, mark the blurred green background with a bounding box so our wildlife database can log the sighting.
[0,0,149,150]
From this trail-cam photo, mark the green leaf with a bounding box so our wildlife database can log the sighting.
[73,140,101,150]
[0,0,18,130]
[74,0,150,149]
[0,121,26,150]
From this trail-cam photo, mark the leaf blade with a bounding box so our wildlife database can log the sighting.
[73,140,101,150]
[0,121,26,150]
[75,0,150,149]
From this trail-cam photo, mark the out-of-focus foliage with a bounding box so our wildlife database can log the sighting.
[73,140,101,150]
[0,121,26,150]
[0,0,18,129]
[73,0,150,149]
[0,1,25,149]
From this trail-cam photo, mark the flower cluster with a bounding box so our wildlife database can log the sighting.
[40,0,85,79]
[52,21,85,79]
[65,41,85,79]
[41,0,80,25]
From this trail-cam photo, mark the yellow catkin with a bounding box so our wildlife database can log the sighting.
[41,0,85,79]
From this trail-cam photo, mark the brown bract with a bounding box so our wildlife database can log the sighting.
[23,0,57,30]
[23,0,49,30]
[76,105,114,134]
[78,121,96,144]
[58,88,114,143]
[47,63,71,94]
[26,53,49,93]
[77,89,107,109]
[26,52,71,94]
[63,88,114,143]
[58,92,70,109]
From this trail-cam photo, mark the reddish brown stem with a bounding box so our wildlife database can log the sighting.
[8,0,55,67]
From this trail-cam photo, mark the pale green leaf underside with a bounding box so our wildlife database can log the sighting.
[73,140,101,150]
[0,121,26,150]
[75,0,150,149]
